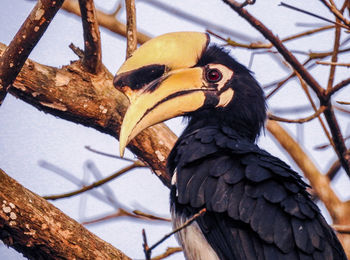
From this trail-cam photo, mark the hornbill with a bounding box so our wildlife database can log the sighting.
[114,32,346,260]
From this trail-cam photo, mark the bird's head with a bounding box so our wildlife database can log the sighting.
[114,32,266,156]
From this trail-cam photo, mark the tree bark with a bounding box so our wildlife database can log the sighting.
[0,169,130,260]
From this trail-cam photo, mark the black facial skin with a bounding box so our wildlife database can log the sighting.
[114,64,166,91]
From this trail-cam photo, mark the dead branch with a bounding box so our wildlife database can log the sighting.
[319,0,350,27]
[133,210,171,222]
[268,106,326,124]
[78,0,102,74]
[296,73,334,148]
[333,225,350,235]
[280,2,349,29]
[43,161,144,200]
[223,0,350,178]
[85,145,137,162]
[328,77,350,96]
[62,0,151,44]
[125,0,137,58]
[327,23,341,90]
[0,0,64,105]
[151,247,182,260]
[209,25,334,50]
[317,61,350,67]
[223,0,325,100]
[0,169,129,259]
[139,0,254,41]
[143,208,206,259]
[81,208,169,225]
[39,160,119,208]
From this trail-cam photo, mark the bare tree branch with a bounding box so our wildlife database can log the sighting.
[0,0,64,105]
[78,0,102,73]
[319,0,350,27]
[0,169,130,259]
[151,247,182,260]
[268,106,326,124]
[43,161,144,200]
[62,0,151,44]
[125,0,137,58]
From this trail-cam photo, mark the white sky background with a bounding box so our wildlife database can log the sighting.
[0,0,349,259]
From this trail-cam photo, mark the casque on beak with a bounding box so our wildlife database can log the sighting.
[114,32,210,156]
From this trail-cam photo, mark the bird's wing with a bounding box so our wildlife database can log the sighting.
[171,127,346,260]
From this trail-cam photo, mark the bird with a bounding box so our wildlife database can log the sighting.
[113,32,346,260]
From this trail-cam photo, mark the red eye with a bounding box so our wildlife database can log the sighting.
[206,69,222,83]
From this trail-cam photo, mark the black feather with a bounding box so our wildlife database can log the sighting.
[165,44,346,259]
[245,163,272,182]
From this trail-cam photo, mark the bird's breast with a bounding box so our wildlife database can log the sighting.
[171,203,219,260]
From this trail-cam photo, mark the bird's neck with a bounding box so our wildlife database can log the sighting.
[183,112,259,143]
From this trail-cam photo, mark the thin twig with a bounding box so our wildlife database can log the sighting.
[138,0,255,42]
[0,0,64,105]
[86,160,120,207]
[319,0,350,27]
[133,210,171,222]
[69,43,84,58]
[328,77,350,96]
[240,0,256,7]
[268,106,326,123]
[333,224,350,234]
[62,0,151,44]
[43,161,144,200]
[85,145,139,163]
[337,101,350,105]
[280,2,349,30]
[78,0,102,74]
[125,0,137,58]
[296,73,334,149]
[146,208,207,257]
[327,23,341,90]
[81,208,169,225]
[39,160,117,208]
[317,61,350,67]
[209,25,334,50]
[223,0,325,101]
[143,229,151,260]
[151,247,182,260]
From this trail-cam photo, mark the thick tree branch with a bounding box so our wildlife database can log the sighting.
[0,169,129,259]
[62,0,151,44]
[0,0,64,105]
[0,42,175,187]
[78,0,102,74]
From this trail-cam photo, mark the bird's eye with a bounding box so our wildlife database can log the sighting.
[206,68,222,83]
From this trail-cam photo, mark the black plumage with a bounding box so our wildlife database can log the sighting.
[114,32,346,259]
[168,46,346,259]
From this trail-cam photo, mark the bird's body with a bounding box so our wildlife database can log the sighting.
[169,124,344,259]
[114,32,347,260]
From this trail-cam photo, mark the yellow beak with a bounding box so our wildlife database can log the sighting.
[114,32,210,156]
